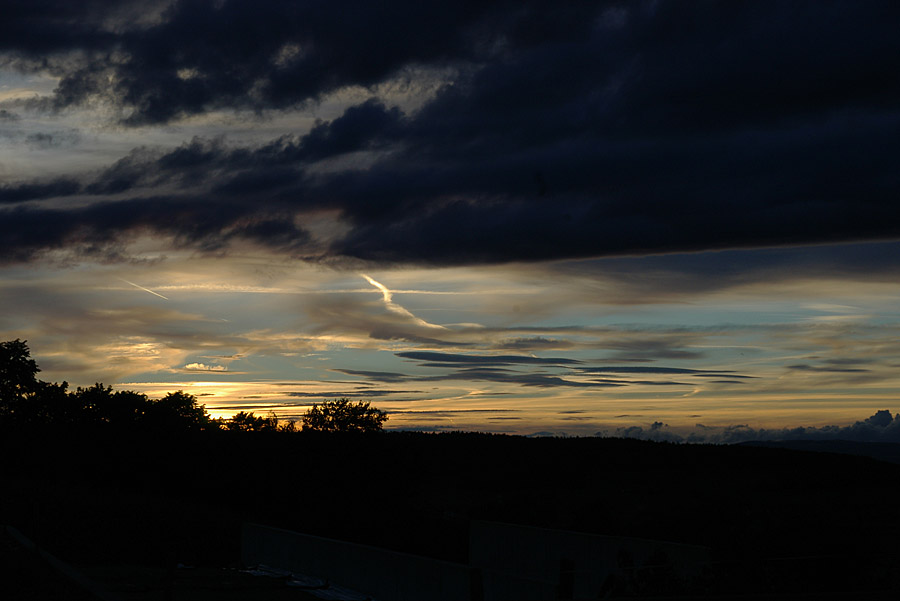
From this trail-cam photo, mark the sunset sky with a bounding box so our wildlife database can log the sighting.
[2,1,900,438]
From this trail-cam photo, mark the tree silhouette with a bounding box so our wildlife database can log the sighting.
[26,380,72,425]
[226,411,279,432]
[301,398,388,433]
[0,339,40,420]
[143,391,219,431]
[0,339,296,433]
[71,383,149,425]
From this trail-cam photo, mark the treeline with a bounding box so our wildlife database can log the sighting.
[0,339,385,433]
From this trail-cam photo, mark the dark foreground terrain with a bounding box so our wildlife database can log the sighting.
[3,427,899,598]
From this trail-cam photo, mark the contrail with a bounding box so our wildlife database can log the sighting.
[119,278,169,300]
[361,274,445,329]
[362,274,393,303]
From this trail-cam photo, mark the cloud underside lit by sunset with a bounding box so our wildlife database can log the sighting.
[2,0,900,438]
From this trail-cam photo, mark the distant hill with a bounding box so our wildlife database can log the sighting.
[739,439,900,465]
[3,430,900,597]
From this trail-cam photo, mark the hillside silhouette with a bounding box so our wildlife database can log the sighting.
[3,339,900,597]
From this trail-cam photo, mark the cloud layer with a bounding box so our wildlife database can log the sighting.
[611,410,900,444]
[1,1,899,266]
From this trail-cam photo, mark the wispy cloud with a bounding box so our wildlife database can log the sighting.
[183,362,227,372]
[396,351,581,367]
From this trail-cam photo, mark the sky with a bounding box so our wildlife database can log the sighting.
[2,0,900,440]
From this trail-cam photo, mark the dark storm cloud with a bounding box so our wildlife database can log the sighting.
[84,136,312,197]
[322,1,900,264]
[6,0,509,123]
[0,0,126,54]
[0,178,81,204]
[3,1,900,265]
[299,99,405,160]
[0,195,311,262]
[0,120,393,204]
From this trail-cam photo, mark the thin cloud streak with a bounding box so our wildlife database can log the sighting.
[118,278,170,300]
